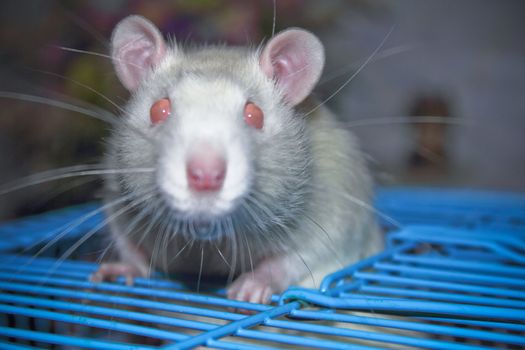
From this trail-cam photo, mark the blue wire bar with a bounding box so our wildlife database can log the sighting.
[0,188,524,349]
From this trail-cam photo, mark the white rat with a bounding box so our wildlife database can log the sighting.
[91,15,382,304]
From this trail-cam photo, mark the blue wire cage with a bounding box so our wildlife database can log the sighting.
[0,187,524,349]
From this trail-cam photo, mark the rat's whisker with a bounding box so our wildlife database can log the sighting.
[225,216,238,285]
[149,217,165,278]
[135,202,166,250]
[71,191,156,282]
[29,69,127,114]
[0,167,155,196]
[1,163,106,192]
[245,193,281,226]
[32,176,100,207]
[97,199,155,265]
[295,250,316,289]
[337,115,472,129]
[239,196,269,233]
[307,182,401,228]
[168,239,193,266]
[15,190,145,279]
[0,91,154,145]
[271,0,277,37]
[63,11,109,47]
[231,219,247,276]
[197,246,204,293]
[53,190,156,266]
[239,196,281,256]
[319,43,417,86]
[55,46,145,71]
[96,239,116,267]
[0,91,117,124]
[306,24,395,116]
[159,212,174,273]
[302,213,345,268]
[214,242,231,269]
[241,230,255,281]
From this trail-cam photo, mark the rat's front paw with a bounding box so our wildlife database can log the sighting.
[227,272,275,305]
[227,256,296,306]
[90,262,143,286]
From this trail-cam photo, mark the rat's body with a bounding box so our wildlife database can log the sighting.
[93,16,381,303]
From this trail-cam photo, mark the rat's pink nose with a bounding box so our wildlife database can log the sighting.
[187,154,226,192]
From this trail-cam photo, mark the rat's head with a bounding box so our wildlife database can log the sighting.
[109,16,324,239]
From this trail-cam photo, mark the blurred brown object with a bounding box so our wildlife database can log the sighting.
[408,94,452,173]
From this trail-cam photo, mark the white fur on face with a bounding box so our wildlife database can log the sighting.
[157,76,252,219]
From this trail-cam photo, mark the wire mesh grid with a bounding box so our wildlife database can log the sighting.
[0,187,524,349]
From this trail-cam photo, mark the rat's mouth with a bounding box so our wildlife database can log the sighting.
[158,177,243,222]
[190,220,222,240]
[156,190,233,240]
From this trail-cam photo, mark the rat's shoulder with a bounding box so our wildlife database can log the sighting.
[301,97,371,190]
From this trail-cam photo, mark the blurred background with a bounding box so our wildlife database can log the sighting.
[0,0,524,221]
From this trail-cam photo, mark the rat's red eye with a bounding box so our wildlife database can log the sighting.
[150,98,171,125]
[244,102,264,130]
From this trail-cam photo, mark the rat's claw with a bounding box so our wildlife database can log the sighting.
[90,262,142,286]
[227,256,294,312]
[227,272,275,306]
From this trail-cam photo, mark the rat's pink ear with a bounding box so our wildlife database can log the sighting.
[260,28,324,106]
[111,15,167,91]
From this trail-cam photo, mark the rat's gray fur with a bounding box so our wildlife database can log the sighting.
[102,24,381,293]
